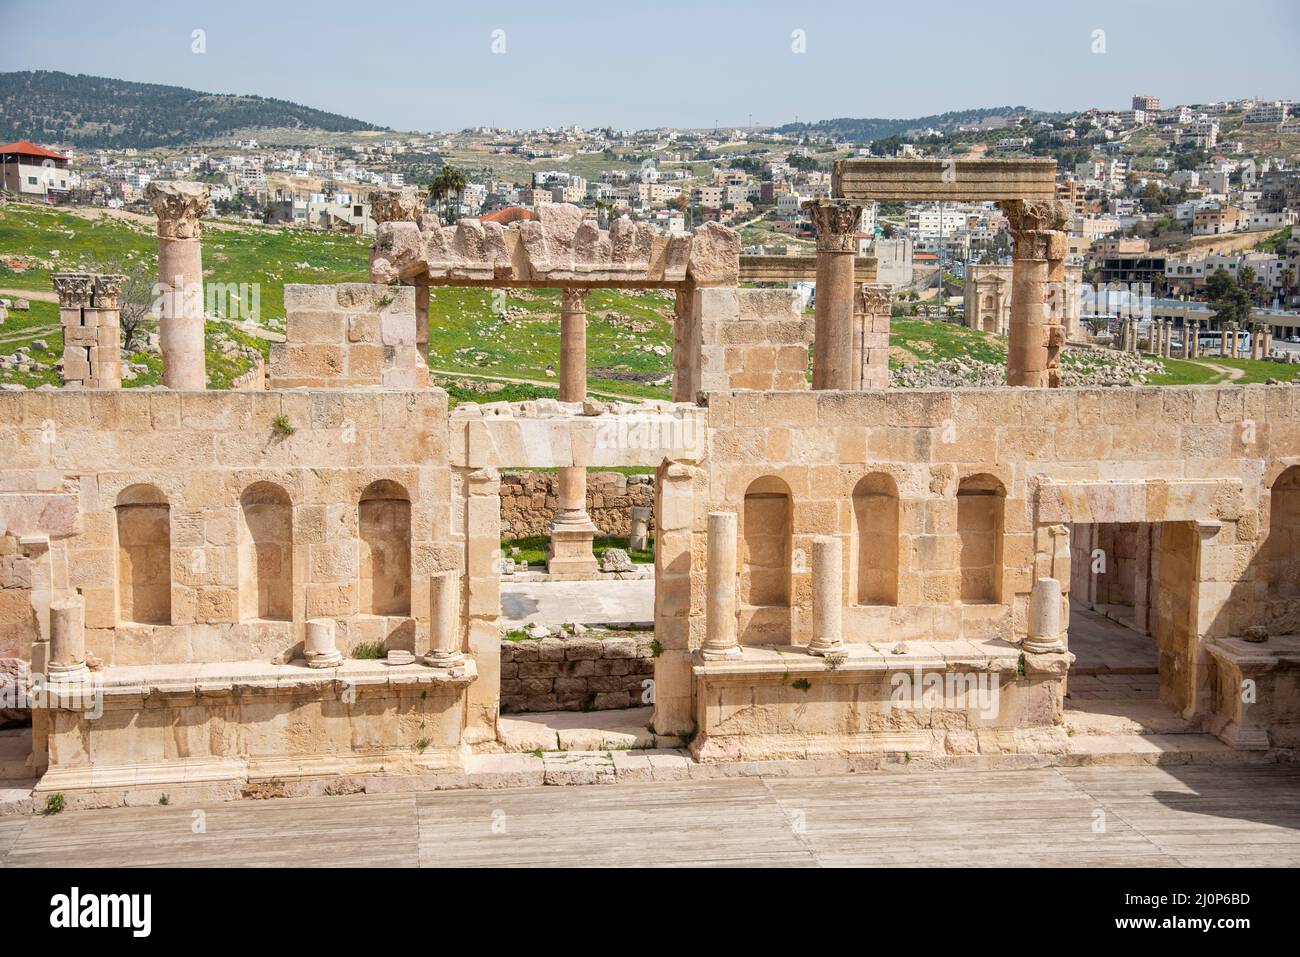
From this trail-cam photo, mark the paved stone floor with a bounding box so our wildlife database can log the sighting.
[1068,607,1158,675]
[501,578,654,628]
[3,764,1298,867]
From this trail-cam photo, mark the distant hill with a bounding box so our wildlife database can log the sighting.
[0,71,387,148]
[768,106,1070,143]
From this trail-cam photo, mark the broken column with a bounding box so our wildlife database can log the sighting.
[702,511,741,660]
[48,593,87,678]
[808,536,844,657]
[628,506,652,553]
[547,287,598,577]
[146,181,210,390]
[53,273,123,389]
[305,618,343,668]
[998,200,1070,387]
[854,283,891,389]
[804,199,864,390]
[1023,577,1065,654]
[426,570,463,667]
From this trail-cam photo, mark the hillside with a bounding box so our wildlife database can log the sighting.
[769,106,1068,143]
[0,71,386,148]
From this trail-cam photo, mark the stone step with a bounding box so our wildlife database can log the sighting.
[496,705,684,753]
[1060,733,1282,767]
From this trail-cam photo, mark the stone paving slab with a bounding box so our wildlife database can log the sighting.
[500,579,654,628]
[6,765,1300,867]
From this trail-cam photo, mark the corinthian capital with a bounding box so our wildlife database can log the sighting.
[561,287,589,312]
[146,181,211,239]
[802,199,865,253]
[996,198,1071,238]
[52,272,95,309]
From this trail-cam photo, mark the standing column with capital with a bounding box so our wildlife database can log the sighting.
[997,199,1070,387]
[804,199,864,390]
[147,182,210,390]
[547,287,599,578]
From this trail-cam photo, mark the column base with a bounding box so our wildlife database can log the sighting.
[424,650,465,668]
[807,641,847,659]
[546,521,599,578]
[306,651,344,669]
[1022,637,1065,655]
[701,645,744,661]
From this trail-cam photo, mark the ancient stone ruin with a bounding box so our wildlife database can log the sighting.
[2,160,1298,805]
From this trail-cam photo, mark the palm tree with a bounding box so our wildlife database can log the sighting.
[428,166,469,225]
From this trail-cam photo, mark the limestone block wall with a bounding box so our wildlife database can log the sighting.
[656,386,1300,663]
[499,471,655,538]
[674,288,812,400]
[499,633,655,713]
[268,283,428,390]
[0,388,457,668]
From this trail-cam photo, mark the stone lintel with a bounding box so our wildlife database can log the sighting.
[739,255,879,284]
[833,158,1057,202]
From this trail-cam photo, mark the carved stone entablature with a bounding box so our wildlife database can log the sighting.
[369,203,740,289]
[802,199,865,253]
[145,181,211,239]
[369,188,423,225]
[52,273,95,309]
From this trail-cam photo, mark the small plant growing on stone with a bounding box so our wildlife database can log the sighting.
[1017,653,1026,677]
[791,677,812,692]
[352,641,386,660]
[529,748,544,758]
[271,413,296,437]
[504,629,531,642]
[414,737,430,753]
[159,794,170,806]
[650,638,663,658]
[44,793,65,815]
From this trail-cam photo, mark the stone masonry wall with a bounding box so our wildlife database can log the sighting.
[499,471,655,538]
[499,633,655,712]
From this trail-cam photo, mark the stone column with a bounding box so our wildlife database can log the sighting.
[548,288,598,577]
[1164,320,1174,358]
[1023,577,1065,654]
[997,200,1070,387]
[808,536,844,657]
[54,273,123,389]
[426,570,464,667]
[628,506,652,553]
[854,283,891,389]
[146,181,210,390]
[702,511,741,660]
[1220,324,1230,357]
[671,281,697,403]
[305,618,343,668]
[1151,318,1162,355]
[804,199,864,390]
[48,594,87,678]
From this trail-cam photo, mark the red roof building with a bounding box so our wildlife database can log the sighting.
[0,139,72,200]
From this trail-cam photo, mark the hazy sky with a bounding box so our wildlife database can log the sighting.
[3,0,1296,130]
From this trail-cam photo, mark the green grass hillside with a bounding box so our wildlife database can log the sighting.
[2,201,1296,394]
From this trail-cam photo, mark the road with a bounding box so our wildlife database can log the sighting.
[3,764,1298,867]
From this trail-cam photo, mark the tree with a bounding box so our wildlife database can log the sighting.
[99,257,156,353]
[428,165,469,225]
[1206,266,1252,327]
